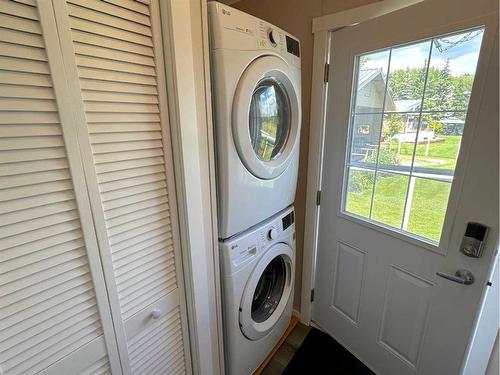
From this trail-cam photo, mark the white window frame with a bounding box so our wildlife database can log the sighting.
[339,30,483,249]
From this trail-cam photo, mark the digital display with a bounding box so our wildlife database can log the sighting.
[465,222,488,241]
[282,211,295,230]
[286,35,300,57]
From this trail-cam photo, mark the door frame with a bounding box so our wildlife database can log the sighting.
[301,1,498,374]
[159,1,224,374]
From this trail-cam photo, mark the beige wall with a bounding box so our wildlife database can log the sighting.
[232,0,376,311]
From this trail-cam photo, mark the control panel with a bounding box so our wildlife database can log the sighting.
[220,207,295,274]
[257,21,299,57]
[257,21,285,51]
[209,2,301,67]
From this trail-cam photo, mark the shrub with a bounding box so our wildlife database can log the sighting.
[348,170,374,193]
[383,115,404,139]
[366,146,399,166]
[429,120,444,134]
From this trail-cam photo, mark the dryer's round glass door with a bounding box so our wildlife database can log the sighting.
[232,55,300,180]
[249,78,291,162]
[251,255,286,323]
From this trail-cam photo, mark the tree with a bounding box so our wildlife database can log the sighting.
[383,114,404,139]
[389,66,425,100]
[388,60,473,114]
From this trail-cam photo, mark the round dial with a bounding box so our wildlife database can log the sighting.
[268,228,278,240]
[268,29,279,46]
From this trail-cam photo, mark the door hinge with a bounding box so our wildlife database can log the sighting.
[316,190,321,206]
[310,288,315,302]
[324,63,329,83]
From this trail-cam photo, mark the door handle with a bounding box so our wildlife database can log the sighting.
[436,269,474,285]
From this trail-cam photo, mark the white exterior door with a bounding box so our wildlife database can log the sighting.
[313,0,498,374]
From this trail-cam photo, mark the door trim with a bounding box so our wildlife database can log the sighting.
[301,0,423,326]
[159,1,224,374]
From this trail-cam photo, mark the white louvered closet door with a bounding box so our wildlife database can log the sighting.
[0,1,122,374]
[51,1,192,374]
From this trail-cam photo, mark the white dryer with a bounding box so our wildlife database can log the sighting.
[220,206,295,375]
[208,2,301,239]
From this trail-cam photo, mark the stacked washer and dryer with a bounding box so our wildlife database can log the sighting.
[208,3,302,374]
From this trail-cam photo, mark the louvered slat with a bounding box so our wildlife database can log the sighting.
[1,10,39,30]
[0,27,44,48]
[103,0,150,16]
[67,3,152,36]
[72,31,154,59]
[0,2,106,374]
[0,84,55,99]
[78,354,111,375]
[0,0,38,20]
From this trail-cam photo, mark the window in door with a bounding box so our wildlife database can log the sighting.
[343,28,484,244]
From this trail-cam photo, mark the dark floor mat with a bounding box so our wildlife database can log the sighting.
[282,327,374,375]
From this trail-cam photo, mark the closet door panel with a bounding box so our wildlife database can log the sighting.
[67,1,177,318]
[0,1,119,374]
[38,336,111,375]
[52,0,191,373]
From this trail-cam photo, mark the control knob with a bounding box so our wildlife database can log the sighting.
[268,29,279,46]
[268,228,278,240]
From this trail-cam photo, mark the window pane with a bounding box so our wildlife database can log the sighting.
[412,112,462,180]
[423,29,484,112]
[371,172,408,228]
[386,40,431,110]
[342,28,483,245]
[406,178,452,242]
[354,50,390,114]
[349,113,383,165]
[379,113,421,173]
[345,168,374,218]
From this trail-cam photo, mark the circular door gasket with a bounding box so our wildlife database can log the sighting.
[232,55,301,180]
[239,242,294,340]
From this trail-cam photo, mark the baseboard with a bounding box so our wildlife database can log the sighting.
[292,309,301,320]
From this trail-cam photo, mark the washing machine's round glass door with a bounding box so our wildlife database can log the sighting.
[251,255,287,323]
[239,243,294,341]
[232,55,300,180]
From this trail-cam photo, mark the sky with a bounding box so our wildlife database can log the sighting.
[361,28,484,77]
[258,85,278,117]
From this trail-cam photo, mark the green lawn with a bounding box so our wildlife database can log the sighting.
[256,118,279,161]
[386,135,462,170]
[346,173,451,242]
[345,136,460,242]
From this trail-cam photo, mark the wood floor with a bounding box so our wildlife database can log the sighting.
[261,323,311,375]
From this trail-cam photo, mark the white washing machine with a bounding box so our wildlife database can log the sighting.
[208,2,302,239]
[220,206,295,375]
